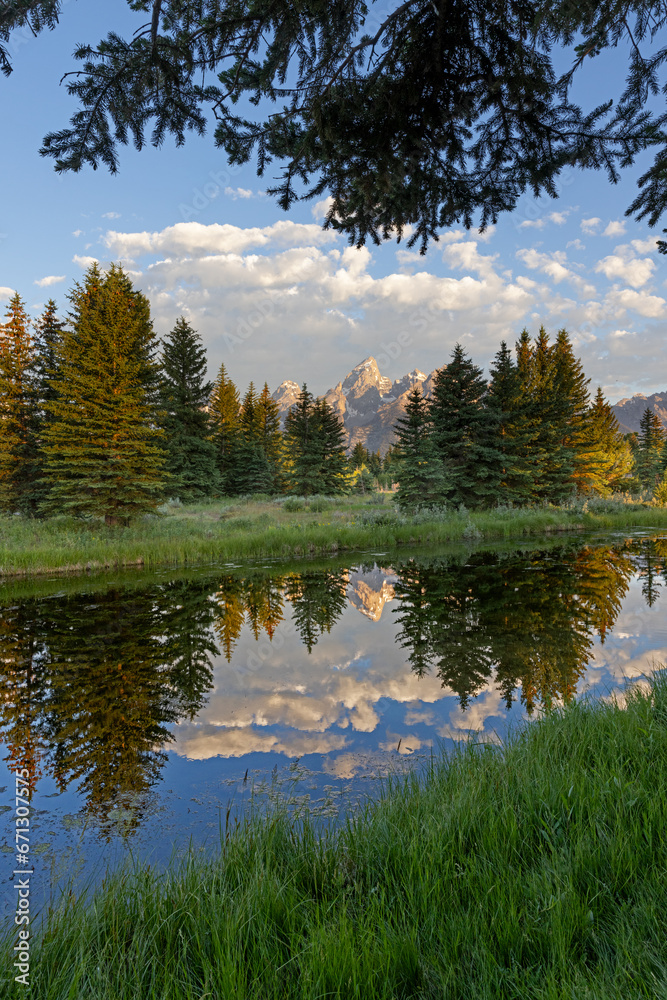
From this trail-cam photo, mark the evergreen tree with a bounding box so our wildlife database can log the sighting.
[234,440,274,495]
[367,450,382,476]
[283,570,348,653]
[0,601,48,788]
[393,384,449,510]
[0,293,41,515]
[235,381,274,494]
[284,387,348,496]
[33,298,65,413]
[239,381,258,439]
[209,362,241,494]
[659,438,667,478]
[584,388,634,495]
[213,575,247,661]
[256,382,284,489]
[314,397,349,495]
[429,343,501,508]
[43,264,166,524]
[515,327,581,503]
[636,406,666,489]
[160,578,219,720]
[159,316,219,500]
[351,442,368,469]
[551,329,592,496]
[532,327,572,501]
[393,562,436,678]
[514,329,549,500]
[32,299,66,511]
[42,586,178,828]
[486,341,535,505]
[382,445,400,486]
[284,385,322,496]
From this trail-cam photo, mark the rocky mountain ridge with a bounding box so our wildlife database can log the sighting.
[611,392,667,435]
[272,357,437,455]
[272,358,667,454]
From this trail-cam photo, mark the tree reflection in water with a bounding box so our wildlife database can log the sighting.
[394,537,665,712]
[0,579,219,834]
[0,535,665,831]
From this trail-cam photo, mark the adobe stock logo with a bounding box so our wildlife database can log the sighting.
[179,165,243,221]
[223,291,280,354]
[375,332,413,369]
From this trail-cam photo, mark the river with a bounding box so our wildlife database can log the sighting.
[1,529,666,916]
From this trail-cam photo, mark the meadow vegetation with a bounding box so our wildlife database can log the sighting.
[1,492,667,578]
[4,673,667,998]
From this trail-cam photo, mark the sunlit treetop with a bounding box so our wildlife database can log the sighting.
[3,0,667,251]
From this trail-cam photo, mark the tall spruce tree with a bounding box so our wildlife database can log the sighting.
[636,406,665,489]
[43,264,166,524]
[256,382,284,490]
[393,384,449,510]
[531,327,571,502]
[284,386,348,496]
[159,317,219,500]
[33,298,65,412]
[313,397,349,495]
[551,329,592,496]
[486,341,535,505]
[584,388,634,496]
[660,438,667,478]
[284,385,322,496]
[32,299,66,511]
[0,293,41,515]
[235,381,273,494]
[515,327,574,503]
[209,362,241,494]
[429,343,501,508]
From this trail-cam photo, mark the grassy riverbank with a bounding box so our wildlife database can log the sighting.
[1,493,667,578]
[4,674,667,998]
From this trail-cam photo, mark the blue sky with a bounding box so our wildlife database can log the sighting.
[1,1,666,401]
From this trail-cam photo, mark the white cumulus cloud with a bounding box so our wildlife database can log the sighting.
[95,218,667,399]
[518,210,570,230]
[224,186,260,199]
[72,254,99,269]
[603,220,627,238]
[606,287,666,318]
[581,217,601,234]
[595,254,655,288]
[104,220,339,260]
[630,236,660,254]
[34,275,66,288]
[516,248,574,284]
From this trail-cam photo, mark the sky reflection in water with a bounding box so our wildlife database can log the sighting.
[1,531,666,912]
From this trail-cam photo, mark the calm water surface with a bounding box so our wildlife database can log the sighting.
[2,530,667,915]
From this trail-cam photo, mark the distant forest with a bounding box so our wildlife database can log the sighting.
[1,264,666,523]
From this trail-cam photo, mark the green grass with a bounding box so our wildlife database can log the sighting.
[1,493,667,579]
[5,673,667,998]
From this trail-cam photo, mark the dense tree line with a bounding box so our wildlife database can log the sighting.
[0,266,353,521]
[2,267,665,524]
[393,334,667,510]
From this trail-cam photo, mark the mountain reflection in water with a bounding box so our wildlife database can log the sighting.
[1,534,666,834]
